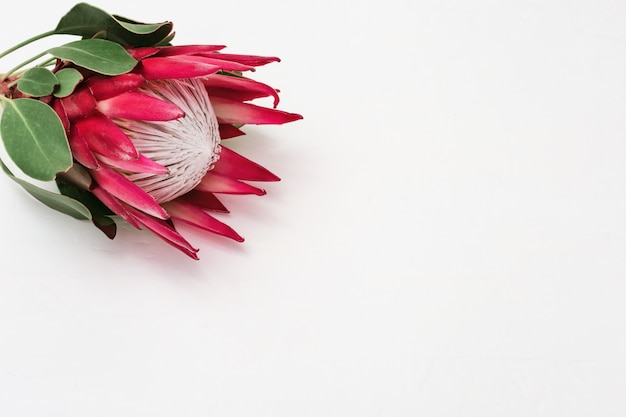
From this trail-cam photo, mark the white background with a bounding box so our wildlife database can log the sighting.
[1,0,626,415]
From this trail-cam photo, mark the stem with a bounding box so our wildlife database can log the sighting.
[38,57,57,68]
[1,51,49,81]
[0,30,55,60]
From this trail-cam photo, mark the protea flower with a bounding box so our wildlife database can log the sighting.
[54,46,302,259]
[0,3,301,260]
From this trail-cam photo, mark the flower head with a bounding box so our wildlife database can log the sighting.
[0,3,301,260]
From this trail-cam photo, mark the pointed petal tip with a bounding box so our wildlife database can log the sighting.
[218,124,246,139]
[164,200,245,242]
[288,113,304,122]
[196,172,268,195]
[212,146,281,182]
[91,165,169,220]
[212,97,303,125]
[155,45,227,56]
[126,205,200,259]
[206,53,281,67]
[181,190,230,213]
[203,74,281,107]
[227,230,245,243]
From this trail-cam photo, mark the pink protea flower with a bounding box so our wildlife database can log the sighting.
[51,45,302,259]
[0,3,301,260]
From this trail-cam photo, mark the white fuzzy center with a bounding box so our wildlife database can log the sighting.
[115,78,221,203]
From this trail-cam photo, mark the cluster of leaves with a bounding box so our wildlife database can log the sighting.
[0,3,174,236]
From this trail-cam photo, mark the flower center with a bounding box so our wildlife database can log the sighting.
[115,78,221,203]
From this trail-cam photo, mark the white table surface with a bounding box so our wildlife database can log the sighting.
[1,0,625,415]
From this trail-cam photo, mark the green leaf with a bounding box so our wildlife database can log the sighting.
[57,179,117,238]
[17,67,59,97]
[158,32,176,46]
[0,98,72,181]
[57,180,113,217]
[92,215,117,239]
[1,160,91,220]
[54,68,84,98]
[54,2,174,47]
[48,39,137,76]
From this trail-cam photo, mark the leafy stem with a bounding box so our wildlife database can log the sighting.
[0,30,56,60]
[2,51,50,82]
[0,30,57,82]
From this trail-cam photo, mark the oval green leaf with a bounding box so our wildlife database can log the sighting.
[17,67,59,97]
[1,160,91,220]
[54,68,84,98]
[0,98,72,181]
[48,39,137,76]
[54,2,174,47]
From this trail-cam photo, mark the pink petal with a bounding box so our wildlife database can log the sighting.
[164,200,244,242]
[125,47,161,61]
[91,185,141,229]
[179,190,229,213]
[91,164,169,220]
[207,87,271,105]
[219,124,246,139]
[52,100,70,132]
[203,74,280,107]
[211,96,303,125]
[59,87,97,120]
[87,73,146,100]
[96,92,184,121]
[140,56,221,79]
[155,45,226,56]
[97,153,169,175]
[125,205,200,260]
[195,171,266,195]
[213,146,280,181]
[75,113,138,161]
[69,125,100,169]
[203,53,280,67]
[182,56,254,72]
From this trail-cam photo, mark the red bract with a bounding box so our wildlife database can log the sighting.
[52,45,302,259]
